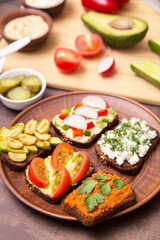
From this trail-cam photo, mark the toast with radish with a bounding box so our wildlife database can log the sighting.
[25,143,94,203]
[52,95,118,148]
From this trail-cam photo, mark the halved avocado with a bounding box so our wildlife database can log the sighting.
[82,11,148,48]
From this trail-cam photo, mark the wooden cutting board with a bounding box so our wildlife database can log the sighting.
[0,0,160,105]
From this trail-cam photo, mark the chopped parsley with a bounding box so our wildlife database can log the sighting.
[78,178,98,194]
[84,193,104,211]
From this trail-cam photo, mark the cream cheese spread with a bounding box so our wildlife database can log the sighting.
[25,0,64,8]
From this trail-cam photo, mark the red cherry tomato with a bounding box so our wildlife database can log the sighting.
[75,34,103,57]
[98,109,108,117]
[114,0,129,7]
[51,165,71,198]
[28,157,49,188]
[51,142,74,169]
[54,48,82,72]
[72,151,90,183]
[87,121,95,129]
[59,112,69,120]
[81,0,118,14]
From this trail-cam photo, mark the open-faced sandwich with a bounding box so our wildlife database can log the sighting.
[95,118,159,174]
[0,119,62,171]
[62,171,136,226]
[52,95,118,148]
[25,142,94,203]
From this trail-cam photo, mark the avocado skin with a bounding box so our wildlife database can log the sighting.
[82,12,148,48]
[148,39,160,55]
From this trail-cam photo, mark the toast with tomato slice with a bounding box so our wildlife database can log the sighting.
[52,95,118,148]
[25,143,95,204]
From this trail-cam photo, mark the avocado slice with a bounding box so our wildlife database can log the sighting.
[37,119,50,134]
[49,137,62,146]
[9,123,25,134]
[8,152,27,162]
[0,127,9,141]
[82,11,148,48]
[35,139,51,150]
[148,38,160,55]
[26,145,38,153]
[25,119,38,135]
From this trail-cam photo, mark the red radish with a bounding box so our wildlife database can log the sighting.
[82,95,106,109]
[75,106,98,119]
[98,56,115,76]
[64,115,87,130]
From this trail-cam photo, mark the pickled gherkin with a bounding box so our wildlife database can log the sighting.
[7,87,31,100]
[21,75,41,93]
[16,74,25,81]
[0,78,21,93]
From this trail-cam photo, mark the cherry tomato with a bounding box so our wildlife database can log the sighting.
[51,165,71,198]
[28,157,48,188]
[72,151,90,183]
[51,142,74,169]
[73,128,84,138]
[59,112,69,120]
[114,0,129,7]
[98,109,108,117]
[54,48,82,72]
[81,0,118,14]
[74,102,83,111]
[87,121,95,129]
[75,34,103,57]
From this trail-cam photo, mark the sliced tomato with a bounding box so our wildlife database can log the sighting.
[51,142,74,169]
[75,34,103,57]
[73,128,83,138]
[59,112,69,120]
[54,48,82,72]
[74,102,83,111]
[87,121,95,129]
[98,109,108,117]
[72,151,90,183]
[51,165,71,198]
[28,157,48,188]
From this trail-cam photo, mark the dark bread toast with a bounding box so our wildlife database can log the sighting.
[95,130,159,175]
[25,162,95,204]
[62,192,136,226]
[52,114,118,148]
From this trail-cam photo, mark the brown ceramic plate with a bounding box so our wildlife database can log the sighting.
[0,92,159,221]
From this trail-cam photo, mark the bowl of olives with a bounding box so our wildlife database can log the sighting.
[0,68,46,110]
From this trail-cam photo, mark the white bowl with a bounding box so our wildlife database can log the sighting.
[0,68,46,110]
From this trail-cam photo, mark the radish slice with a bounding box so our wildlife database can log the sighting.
[82,95,106,109]
[64,115,87,130]
[75,106,98,119]
[98,56,115,76]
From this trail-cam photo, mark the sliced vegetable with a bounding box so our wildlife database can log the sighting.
[87,121,95,129]
[82,95,107,109]
[75,106,98,119]
[0,78,21,94]
[34,131,50,141]
[59,112,69,120]
[21,75,41,93]
[7,137,23,149]
[28,157,49,188]
[18,134,36,145]
[84,130,91,136]
[131,60,160,88]
[61,108,71,113]
[97,109,108,117]
[7,86,31,100]
[73,128,83,138]
[37,119,50,134]
[148,38,160,55]
[81,0,118,14]
[8,152,27,162]
[75,33,103,57]
[51,165,71,198]
[98,56,115,76]
[54,48,82,72]
[62,125,70,131]
[64,115,87,130]
[25,119,38,135]
[74,102,83,110]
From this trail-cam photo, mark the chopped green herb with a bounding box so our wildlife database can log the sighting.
[84,130,91,137]
[108,107,116,115]
[101,118,109,123]
[55,170,60,174]
[61,108,71,113]
[113,179,125,190]
[96,121,103,127]
[84,193,104,211]
[94,174,111,182]
[100,182,111,196]
[78,178,98,194]
[62,125,70,131]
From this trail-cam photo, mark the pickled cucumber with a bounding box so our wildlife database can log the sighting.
[0,78,21,93]
[7,87,31,100]
[21,75,41,93]
[16,74,25,81]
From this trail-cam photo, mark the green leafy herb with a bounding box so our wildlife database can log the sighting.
[61,108,71,113]
[94,174,111,182]
[108,107,116,115]
[113,179,125,190]
[100,182,111,196]
[84,193,104,211]
[78,178,98,194]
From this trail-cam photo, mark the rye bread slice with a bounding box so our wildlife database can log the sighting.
[25,162,95,204]
[95,129,159,175]
[52,114,118,148]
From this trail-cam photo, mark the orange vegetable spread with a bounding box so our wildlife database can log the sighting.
[64,171,133,218]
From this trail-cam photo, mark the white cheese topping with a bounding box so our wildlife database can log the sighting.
[98,118,157,166]
[25,0,64,8]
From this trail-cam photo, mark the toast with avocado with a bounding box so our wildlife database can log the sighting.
[95,118,159,174]
[62,171,136,226]
[0,119,62,171]
[52,95,118,148]
[25,143,94,204]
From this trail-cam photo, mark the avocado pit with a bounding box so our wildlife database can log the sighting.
[109,18,135,30]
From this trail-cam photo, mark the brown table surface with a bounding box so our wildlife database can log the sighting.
[0,1,160,240]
